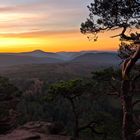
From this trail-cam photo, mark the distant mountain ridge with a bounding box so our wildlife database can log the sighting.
[19,50,63,60]
[0,54,63,67]
[72,52,120,65]
[0,50,120,67]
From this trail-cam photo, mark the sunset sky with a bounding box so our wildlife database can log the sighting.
[0,0,120,52]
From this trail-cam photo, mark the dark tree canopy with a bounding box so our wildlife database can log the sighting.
[81,1,140,140]
[81,0,140,42]
[81,0,140,80]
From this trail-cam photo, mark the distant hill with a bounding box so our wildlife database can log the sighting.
[0,50,120,67]
[57,50,107,60]
[20,50,94,61]
[0,54,63,67]
[19,50,63,60]
[57,51,86,60]
[71,52,120,66]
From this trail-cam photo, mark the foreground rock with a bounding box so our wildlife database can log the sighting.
[0,121,71,140]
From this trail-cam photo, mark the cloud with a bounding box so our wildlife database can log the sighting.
[0,2,47,13]
[0,29,79,38]
[0,0,93,35]
[0,12,48,34]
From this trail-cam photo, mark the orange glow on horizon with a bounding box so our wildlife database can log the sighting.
[0,30,120,53]
[0,1,139,53]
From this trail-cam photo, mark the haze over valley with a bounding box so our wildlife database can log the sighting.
[0,50,120,66]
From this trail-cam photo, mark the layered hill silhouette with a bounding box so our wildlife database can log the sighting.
[0,50,120,67]
[0,54,62,66]
[72,52,120,65]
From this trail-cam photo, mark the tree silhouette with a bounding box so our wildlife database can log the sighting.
[81,0,140,140]
[0,76,21,134]
[48,79,106,139]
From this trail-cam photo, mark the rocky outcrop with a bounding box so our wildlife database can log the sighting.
[0,121,71,140]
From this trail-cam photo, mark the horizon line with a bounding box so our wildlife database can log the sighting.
[0,49,117,54]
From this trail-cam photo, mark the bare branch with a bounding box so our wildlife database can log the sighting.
[133,99,140,107]
[110,34,120,38]
[133,114,140,128]
[79,120,97,131]
[108,81,120,97]
[78,121,106,136]
[122,46,140,80]
[89,126,104,135]
[110,83,120,95]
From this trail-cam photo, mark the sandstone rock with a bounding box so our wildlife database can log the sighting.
[20,121,65,135]
[0,121,70,140]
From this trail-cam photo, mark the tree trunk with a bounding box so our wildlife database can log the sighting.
[121,45,140,140]
[121,80,134,140]
[68,98,79,138]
